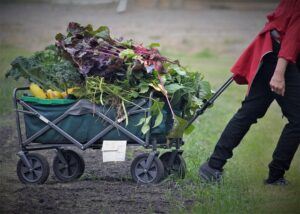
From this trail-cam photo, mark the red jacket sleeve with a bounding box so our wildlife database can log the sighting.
[278,11,300,63]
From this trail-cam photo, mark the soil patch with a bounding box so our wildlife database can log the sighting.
[0,115,184,214]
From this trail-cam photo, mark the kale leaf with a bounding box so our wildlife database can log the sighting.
[5,45,83,91]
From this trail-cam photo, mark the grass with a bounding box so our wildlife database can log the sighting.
[162,49,300,213]
[0,44,299,213]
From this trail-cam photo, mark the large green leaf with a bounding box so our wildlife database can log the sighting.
[184,124,195,135]
[119,49,137,60]
[138,82,149,94]
[141,124,150,135]
[153,111,163,128]
[141,116,152,134]
[199,81,212,99]
[167,115,188,138]
[150,100,165,129]
[168,64,187,76]
[94,26,112,41]
[165,83,185,94]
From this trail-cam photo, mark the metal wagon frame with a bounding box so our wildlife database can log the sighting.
[13,77,233,184]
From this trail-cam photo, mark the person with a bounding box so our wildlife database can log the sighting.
[199,0,300,185]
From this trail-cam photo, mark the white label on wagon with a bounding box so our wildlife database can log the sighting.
[102,141,127,162]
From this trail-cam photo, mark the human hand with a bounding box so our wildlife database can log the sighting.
[270,73,285,96]
[270,58,288,96]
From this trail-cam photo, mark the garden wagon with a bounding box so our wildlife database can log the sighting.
[13,77,233,184]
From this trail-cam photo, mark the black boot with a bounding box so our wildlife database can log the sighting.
[264,177,288,186]
[199,161,223,183]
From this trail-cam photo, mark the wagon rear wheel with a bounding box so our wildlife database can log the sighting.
[53,150,85,182]
[159,152,186,180]
[17,153,50,184]
[131,153,164,184]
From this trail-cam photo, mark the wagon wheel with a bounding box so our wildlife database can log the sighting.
[53,150,85,182]
[131,153,164,184]
[159,152,186,179]
[17,153,50,184]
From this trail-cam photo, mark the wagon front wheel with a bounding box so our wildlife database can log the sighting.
[53,150,85,182]
[17,153,50,184]
[131,153,164,184]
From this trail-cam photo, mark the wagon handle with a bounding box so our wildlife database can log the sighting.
[186,76,234,128]
[13,87,30,103]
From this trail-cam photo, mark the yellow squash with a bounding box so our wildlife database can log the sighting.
[61,92,67,98]
[53,91,63,99]
[46,89,63,99]
[29,83,47,99]
[61,87,78,98]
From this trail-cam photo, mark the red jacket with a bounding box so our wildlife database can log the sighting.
[231,0,300,86]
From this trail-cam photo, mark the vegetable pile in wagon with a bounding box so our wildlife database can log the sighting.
[7,22,232,184]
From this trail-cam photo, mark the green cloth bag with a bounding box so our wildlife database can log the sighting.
[21,97,172,144]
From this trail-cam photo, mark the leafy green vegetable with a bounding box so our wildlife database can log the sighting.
[119,49,137,60]
[141,116,151,135]
[148,43,160,49]
[165,83,185,94]
[55,22,127,80]
[5,45,83,91]
[94,26,112,41]
[150,100,165,128]
[7,22,213,138]
[153,111,163,128]
[167,116,189,138]
[120,39,134,48]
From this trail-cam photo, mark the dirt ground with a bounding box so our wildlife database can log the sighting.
[0,115,181,214]
[0,1,276,213]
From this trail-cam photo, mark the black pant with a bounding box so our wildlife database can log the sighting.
[209,45,300,179]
